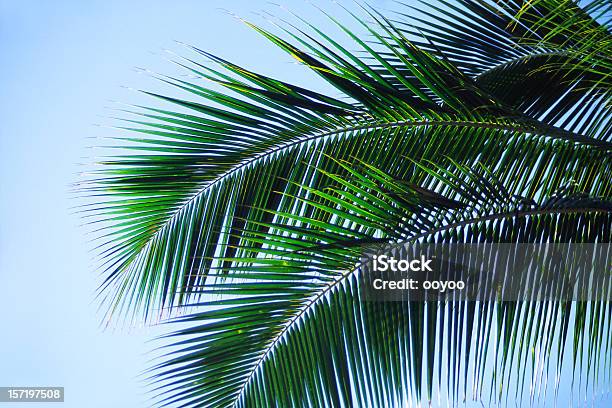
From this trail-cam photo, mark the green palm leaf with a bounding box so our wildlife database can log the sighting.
[82,0,612,406]
[389,0,611,139]
[150,161,611,407]
[84,3,610,322]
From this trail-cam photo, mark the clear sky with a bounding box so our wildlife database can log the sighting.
[1,1,610,407]
[0,1,392,406]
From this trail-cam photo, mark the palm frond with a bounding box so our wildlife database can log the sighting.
[150,160,612,407]
[84,4,611,322]
[83,1,612,406]
[388,0,612,139]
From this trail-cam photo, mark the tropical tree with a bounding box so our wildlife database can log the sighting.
[83,0,612,406]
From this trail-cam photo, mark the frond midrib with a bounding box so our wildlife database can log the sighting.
[116,115,610,304]
[474,50,573,78]
[231,205,610,406]
[475,49,611,80]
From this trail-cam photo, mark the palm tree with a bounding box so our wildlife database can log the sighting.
[84,0,612,406]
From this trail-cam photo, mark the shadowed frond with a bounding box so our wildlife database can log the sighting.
[389,0,612,139]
